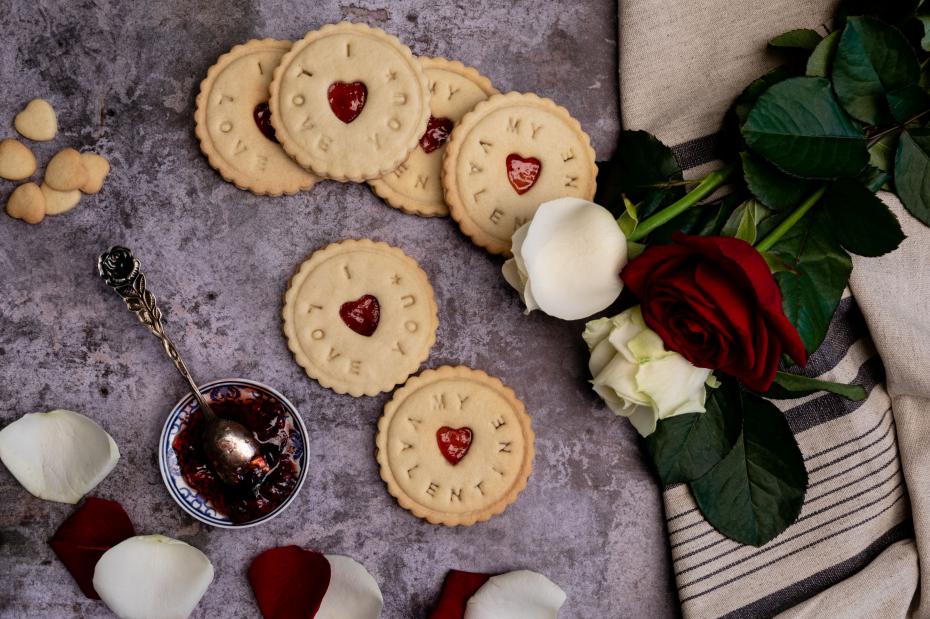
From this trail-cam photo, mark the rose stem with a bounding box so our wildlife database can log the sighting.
[754,185,828,252]
[626,163,737,242]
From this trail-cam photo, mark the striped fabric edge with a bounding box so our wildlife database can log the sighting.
[720,520,914,619]
[671,133,724,172]
[662,334,912,617]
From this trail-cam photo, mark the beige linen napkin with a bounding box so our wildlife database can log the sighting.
[618,2,927,617]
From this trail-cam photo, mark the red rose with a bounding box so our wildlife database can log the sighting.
[621,233,806,391]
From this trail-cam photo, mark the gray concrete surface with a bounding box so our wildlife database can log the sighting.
[0,1,678,617]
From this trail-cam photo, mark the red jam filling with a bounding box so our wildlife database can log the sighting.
[506,154,542,195]
[436,426,473,465]
[253,102,278,143]
[420,116,455,153]
[339,294,380,337]
[327,81,368,124]
[172,386,301,524]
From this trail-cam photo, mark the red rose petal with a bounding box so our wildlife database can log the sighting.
[249,545,331,619]
[48,497,135,599]
[428,569,493,619]
[622,233,808,391]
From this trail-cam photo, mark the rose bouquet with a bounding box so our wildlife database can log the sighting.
[501,2,930,546]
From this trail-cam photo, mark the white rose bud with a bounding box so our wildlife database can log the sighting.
[502,197,627,320]
[583,306,714,437]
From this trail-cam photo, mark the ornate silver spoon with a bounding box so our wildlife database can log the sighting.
[97,246,269,487]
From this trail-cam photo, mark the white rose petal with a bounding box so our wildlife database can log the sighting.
[93,535,214,619]
[583,307,713,437]
[317,554,384,619]
[0,409,119,504]
[503,198,627,320]
[464,570,566,619]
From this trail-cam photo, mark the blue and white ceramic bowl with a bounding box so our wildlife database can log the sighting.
[159,378,308,528]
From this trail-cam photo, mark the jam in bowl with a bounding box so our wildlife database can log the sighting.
[159,378,308,528]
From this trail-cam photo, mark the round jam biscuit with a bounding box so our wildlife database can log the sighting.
[268,22,430,182]
[282,240,438,397]
[194,39,318,195]
[376,366,534,526]
[442,92,597,255]
[369,58,498,217]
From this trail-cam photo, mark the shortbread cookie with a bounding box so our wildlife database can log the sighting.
[14,99,57,141]
[269,22,430,181]
[41,183,81,215]
[6,182,45,224]
[79,153,110,194]
[194,39,318,195]
[282,239,438,397]
[376,366,534,526]
[0,138,37,181]
[442,92,597,255]
[45,148,88,191]
[369,58,498,217]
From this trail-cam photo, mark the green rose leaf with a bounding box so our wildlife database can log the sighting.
[689,389,807,547]
[887,83,930,123]
[741,152,817,211]
[770,29,823,51]
[869,132,899,173]
[646,380,742,486]
[822,181,905,256]
[595,130,684,220]
[858,164,890,193]
[763,371,867,401]
[769,210,852,353]
[742,77,869,179]
[894,129,930,226]
[721,199,772,245]
[832,16,921,125]
[806,31,839,77]
[732,66,796,128]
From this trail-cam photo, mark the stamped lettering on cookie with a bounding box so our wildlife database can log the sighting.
[269,22,430,182]
[442,92,597,255]
[282,239,438,397]
[369,57,498,217]
[194,39,318,196]
[376,366,535,526]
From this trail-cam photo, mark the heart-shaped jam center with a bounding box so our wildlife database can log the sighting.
[506,154,542,195]
[419,116,455,154]
[339,294,380,337]
[436,426,473,465]
[327,81,367,124]
[253,102,278,143]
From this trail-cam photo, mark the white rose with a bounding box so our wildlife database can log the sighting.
[502,198,627,320]
[583,306,714,437]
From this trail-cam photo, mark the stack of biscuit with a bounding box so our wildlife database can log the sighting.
[195,21,599,527]
[195,21,597,256]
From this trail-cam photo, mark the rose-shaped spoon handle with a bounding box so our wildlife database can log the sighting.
[97,246,268,487]
[96,246,214,418]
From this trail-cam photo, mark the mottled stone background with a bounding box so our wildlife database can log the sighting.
[0,1,678,617]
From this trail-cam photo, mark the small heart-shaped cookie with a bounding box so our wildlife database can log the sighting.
[45,148,88,191]
[6,182,46,224]
[79,153,110,194]
[0,138,37,181]
[41,183,82,215]
[14,98,58,142]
